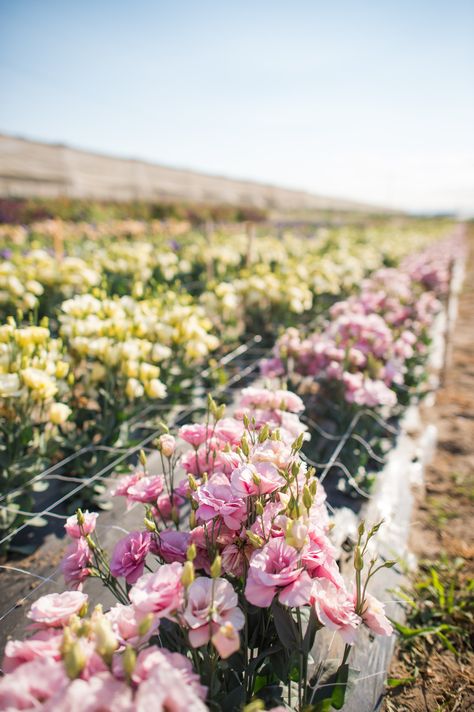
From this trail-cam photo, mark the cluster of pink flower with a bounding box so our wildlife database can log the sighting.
[0,386,393,711]
[262,236,462,409]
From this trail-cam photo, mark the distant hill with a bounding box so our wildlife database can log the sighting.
[0,133,390,215]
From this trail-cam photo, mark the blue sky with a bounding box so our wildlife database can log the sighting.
[1,0,473,213]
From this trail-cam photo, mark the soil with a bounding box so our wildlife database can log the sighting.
[385,225,474,712]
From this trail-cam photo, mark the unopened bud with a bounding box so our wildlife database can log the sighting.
[309,479,317,496]
[123,645,136,681]
[138,613,154,636]
[188,474,198,491]
[94,617,118,662]
[243,413,250,428]
[144,517,157,532]
[246,530,264,548]
[258,424,269,443]
[187,543,197,561]
[241,434,250,457]
[189,510,197,529]
[181,560,195,588]
[255,500,264,516]
[76,508,85,526]
[358,521,365,538]
[210,555,222,579]
[354,546,364,571]
[139,450,147,467]
[64,640,86,679]
[171,506,179,525]
[303,485,313,510]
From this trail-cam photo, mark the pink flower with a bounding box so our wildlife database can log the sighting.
[301,532,344,588]
[179,423,209,447]
[194,475,246,531]
[106,604,158,647]
[126,475,164,504]
[129,562,184,617]
[157,433,176,457]
[111,471,141,497]
[0,657,68,710]
[360,593,393,636]
[153,530,190,563]
[214,418,245,445]
[2,629,62,673]
[60,537,92,589]
[27,591,88,628]
[110,531,152,584]
[245,538,313,607]
[134,654,208,711]
[132,646,206,701]
[43,671,132,712]
[221,543,246,577]
[64,511,98,539]
[312,579,360,644]
[184,577,244,649]
[231,462,284,498]
[211,621,241,659]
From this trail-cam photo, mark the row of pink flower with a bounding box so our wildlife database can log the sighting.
[0,385,392,711]
[262,234,464,408]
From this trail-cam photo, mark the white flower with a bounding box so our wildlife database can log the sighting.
[49,402,72,425]
[0,373,21,398]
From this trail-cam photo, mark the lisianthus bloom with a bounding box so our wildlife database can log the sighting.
[178,423,209,447]
[359,592,393,636]
[311,579,360,644]
[245,538,313,607]
[134,652,208,711]
[152,530,190,563]
[126,474,164,504]
[129,562,184,618]
[106,604,158,647]
[0,657,68,710]
[183,577,245,650]
[44,671,132,712]
[194,474,246,530]
[231,462,284,498]
[110,531,152,584]
[60,537,92,589]
[27,591,88,628]
[157,433,176,458]
[2,629,62,673]
[132,646,207,701]
[64,511,98,539]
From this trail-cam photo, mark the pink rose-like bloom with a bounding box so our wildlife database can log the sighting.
[221,543,246,577]
[212,621,241,659]
[158,433,176,458]
[110,531,152,584]
[111,470,141,497]
[179,423,209,447]
[132,646,207,702]
[312,579,360,644]
[184,577,245,649]
[27,591,88,628]
[194,475,246,530]
[106,604,158,647]
[43,671,132,712]
[130,562,184,617]
[64,510,98,539]
[214,417,245,445]
[0,657,68,710]
[134,655,208,712]
[245,538,313,608]
[126,475,164,504]
[153,530,190,563]
[360,592,393,636]
[231,462,284,498]
[60,537,92,589]
[2,629,62,673]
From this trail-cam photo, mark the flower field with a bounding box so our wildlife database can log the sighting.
[0,215,468,711]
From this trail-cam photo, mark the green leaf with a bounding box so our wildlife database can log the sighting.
[271,601,299,649]
[386,676,416,688]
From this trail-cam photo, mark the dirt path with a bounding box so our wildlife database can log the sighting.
[385,225,474,711]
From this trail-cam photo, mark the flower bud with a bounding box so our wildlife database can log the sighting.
[210,555,222,578]
[241,434,250,457]
[144,517,157,532]
[303,484,313,511]
[255,500,264,516]
[139,450,147,467]
[94,616,118,662]
[188,474,198,491]
[246,530,264,548]
[354,546,364,571]
[122,645,136,681]
[64,640,86,679]
[138,613,154,636]
[187,543,197,561]
[181,560,195,588]
[258,424,269,443]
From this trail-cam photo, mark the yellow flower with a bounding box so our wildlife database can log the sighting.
[49,402,72,425]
